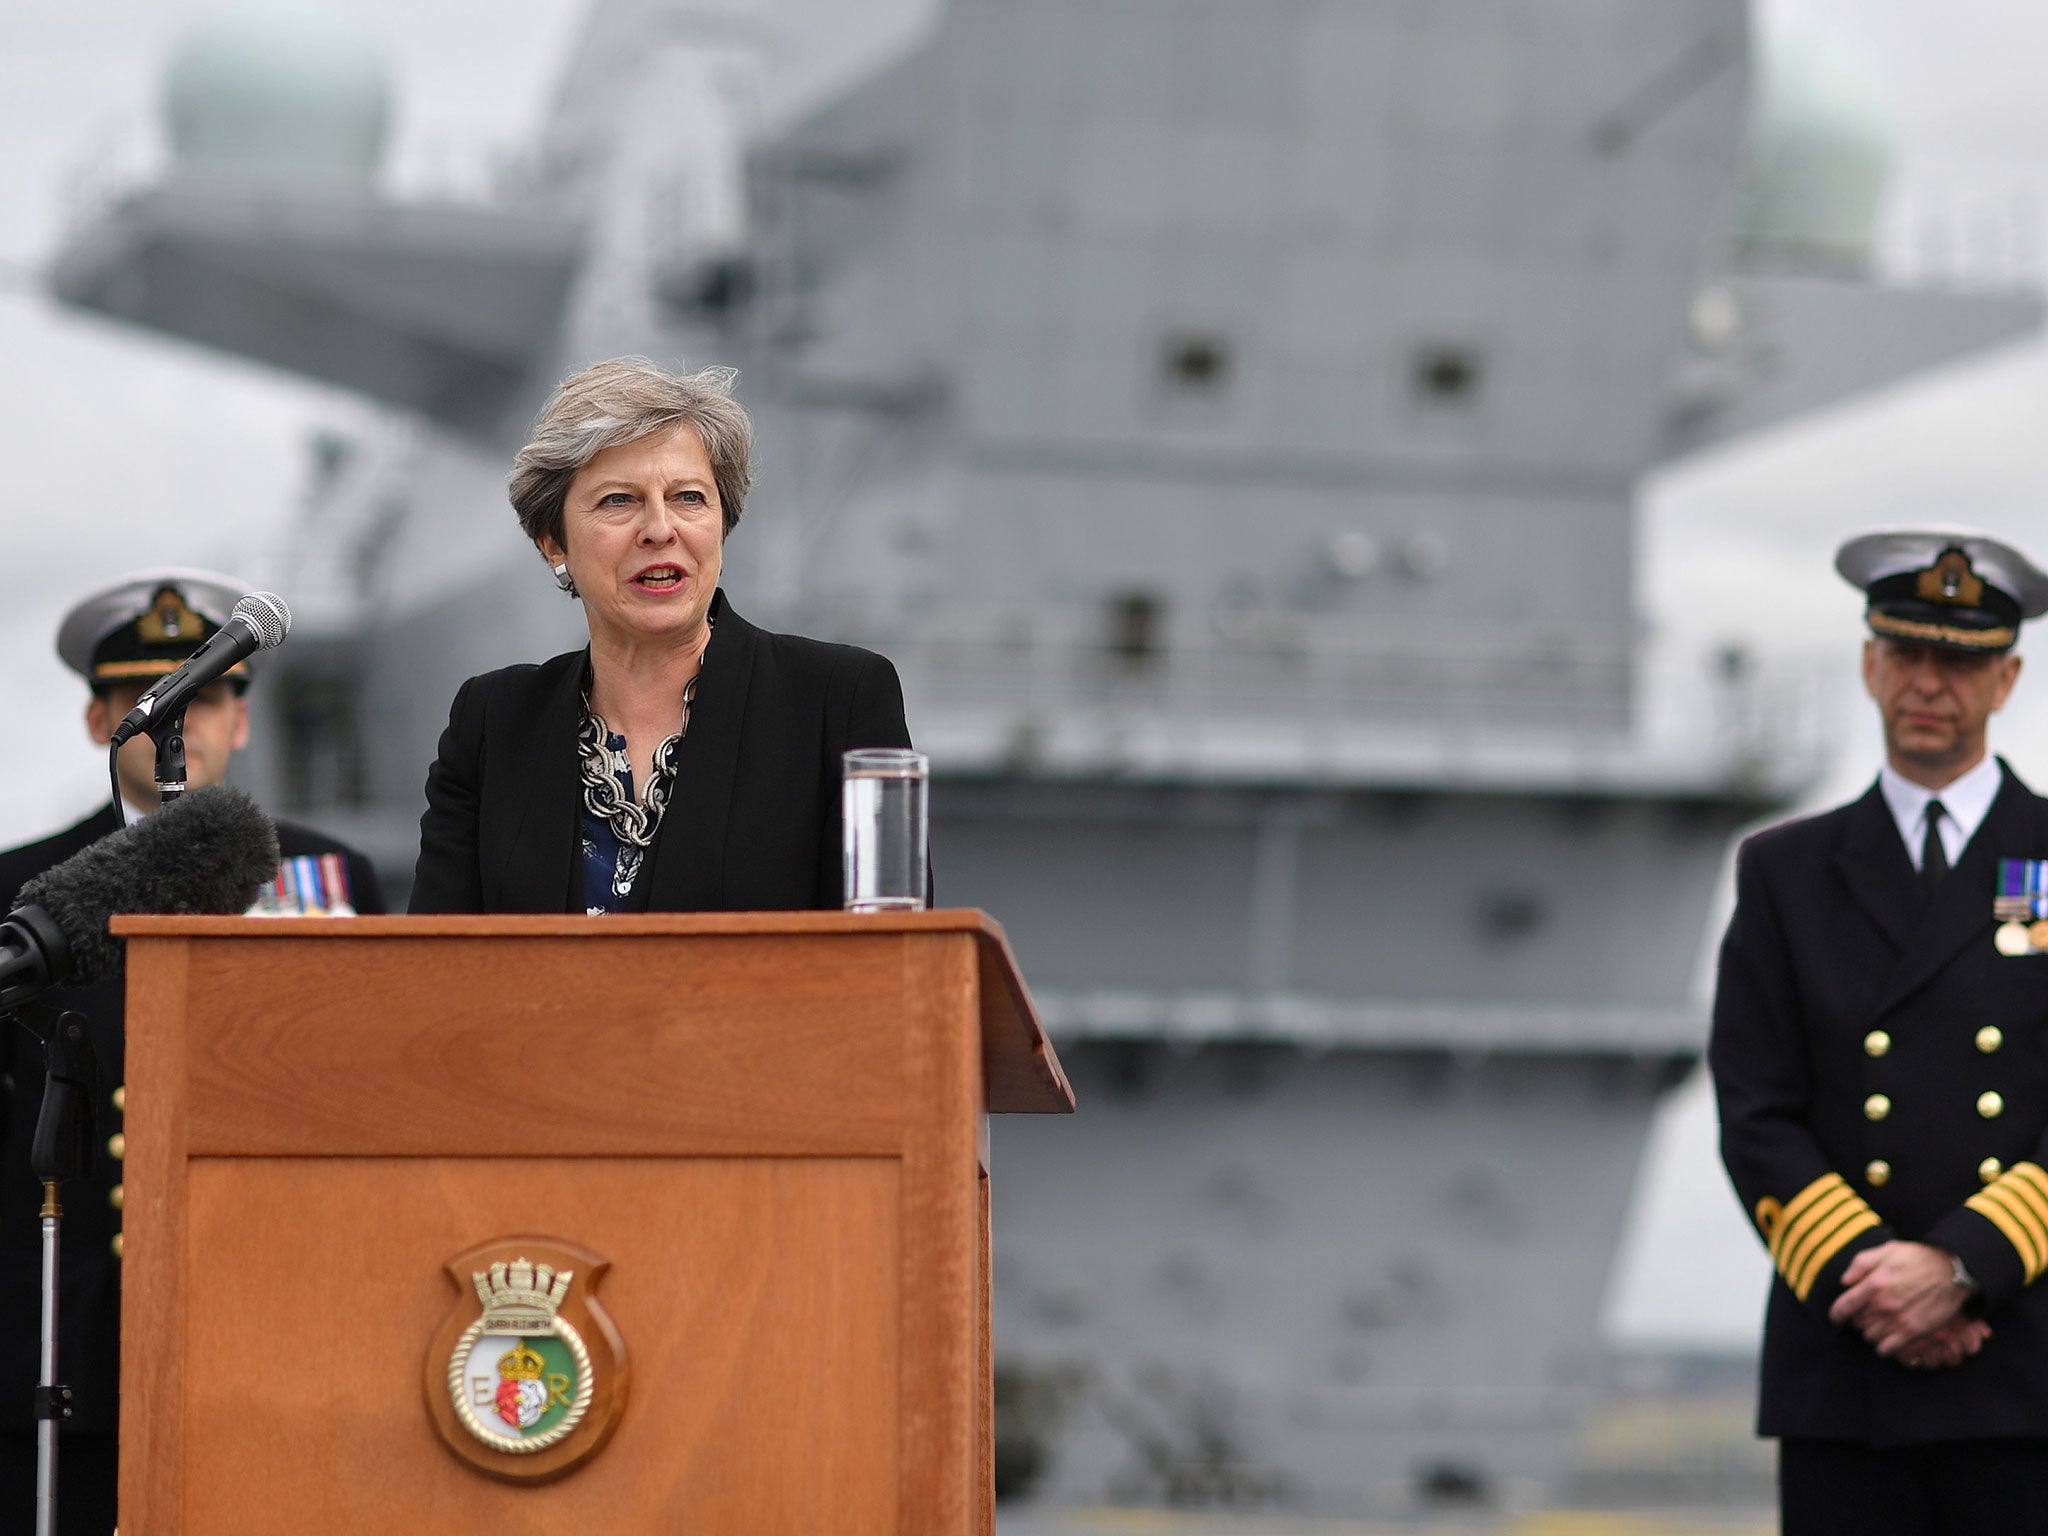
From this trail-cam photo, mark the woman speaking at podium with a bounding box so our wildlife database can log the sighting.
[408,357,914,914]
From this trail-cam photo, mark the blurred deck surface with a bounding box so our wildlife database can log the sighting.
[999,1361,1777,1536]
[1001,1512,1773,1535]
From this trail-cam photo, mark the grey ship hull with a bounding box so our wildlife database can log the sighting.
[953,776,1755,1509]
[992,1042,1678,1508]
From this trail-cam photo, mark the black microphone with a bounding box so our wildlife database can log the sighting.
[0,784,281,1012]
[109,592,291,746]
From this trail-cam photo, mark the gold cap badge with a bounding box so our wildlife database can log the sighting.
[1915,549,1985,608]
[136,586,207,644]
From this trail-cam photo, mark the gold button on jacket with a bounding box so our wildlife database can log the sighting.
[1865,1030,1891,1057]
[1977,1027,2004,1054]
[106,1132,125,1161]
[1864,1094,1891,1121]
[1982,1157,2005,1184]
[1866,1160,1891,1187]
[1979,1091,2006,1119]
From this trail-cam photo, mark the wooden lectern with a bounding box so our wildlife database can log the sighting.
[109,911,1072,1534]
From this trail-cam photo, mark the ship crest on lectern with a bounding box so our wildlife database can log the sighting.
[425,1238,629,1482]
[453,1259,589,1448]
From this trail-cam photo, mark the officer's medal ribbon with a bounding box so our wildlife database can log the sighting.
[1994,858,2048,955]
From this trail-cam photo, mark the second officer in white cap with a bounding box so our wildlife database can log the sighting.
[0,569,385,1532]
[1710,527,2048,1533]
[55,567,258,819]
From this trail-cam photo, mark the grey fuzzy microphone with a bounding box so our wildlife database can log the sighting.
[6,784,280,995]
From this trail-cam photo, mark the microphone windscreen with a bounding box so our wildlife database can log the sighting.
[16,785,281,986]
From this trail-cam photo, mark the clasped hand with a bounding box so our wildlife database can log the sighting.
[1828,1240,1989,1368]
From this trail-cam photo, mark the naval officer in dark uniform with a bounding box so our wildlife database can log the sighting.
[1711,527,2048,1533]
[0,570,385,1534]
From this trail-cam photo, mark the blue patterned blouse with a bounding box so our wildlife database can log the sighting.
[574,672,700,914]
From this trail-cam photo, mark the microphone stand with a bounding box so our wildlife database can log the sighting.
[106,706,190,824]
[72,716,177,1529]
[152,707,189,808]
[36,716,194,1528]
[4,1001,96,1536]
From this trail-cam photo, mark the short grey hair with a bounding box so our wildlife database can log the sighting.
[509,357,755,550]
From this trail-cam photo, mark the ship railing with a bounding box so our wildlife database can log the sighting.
[1033,988,1708,1057]
[1736,155,2048,295]
[1878,156,2048,295]
[804,606,1834,795]
[55,120,550,238]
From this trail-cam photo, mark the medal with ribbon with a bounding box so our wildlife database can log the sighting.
[1995,858,2048,955]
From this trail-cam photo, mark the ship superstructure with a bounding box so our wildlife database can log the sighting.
[47,0,2043,1511]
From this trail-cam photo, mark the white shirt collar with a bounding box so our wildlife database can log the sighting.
[1878,753,2005,871]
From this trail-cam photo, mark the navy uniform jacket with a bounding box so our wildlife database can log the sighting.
[0,806,384,1442]
[1710,762,2048,1444]
[409,591,913,914]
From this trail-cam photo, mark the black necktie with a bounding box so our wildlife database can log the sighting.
[1922,800,1950,897]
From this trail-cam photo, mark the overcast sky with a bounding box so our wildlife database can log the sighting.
[5,0,2048,1350]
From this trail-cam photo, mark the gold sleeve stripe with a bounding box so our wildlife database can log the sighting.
[1778,1192,1859,1283]
[1982,1173,2048,1267]
[1969,1177,2048,1283]
[1966,1189,2043,1282]
[1775,1173,1848,1231]
[2007,1163,2048,1223]
[2003,1178,2048,1241]
[1773,1183,1857,1270]
[1769,1174,1852,1264]
[1760,1173,1884,1299]
[1789,1208,1882,1301]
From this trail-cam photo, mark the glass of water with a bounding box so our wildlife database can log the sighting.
[842,748,929,912]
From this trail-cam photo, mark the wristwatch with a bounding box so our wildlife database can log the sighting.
[1952,1253,1981,1294]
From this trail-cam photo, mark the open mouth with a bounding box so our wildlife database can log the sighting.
[636,565,684,589]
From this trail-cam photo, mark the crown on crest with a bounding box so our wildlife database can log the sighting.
[472,1258,573,1336]
[496,1341,547,1381]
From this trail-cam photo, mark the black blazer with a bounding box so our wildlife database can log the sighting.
[0,805,383,1443]
[1710,762,2048,1444]
[409,592,914,915]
